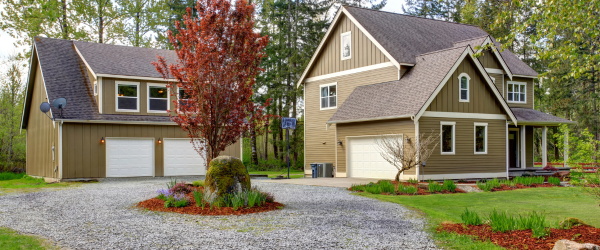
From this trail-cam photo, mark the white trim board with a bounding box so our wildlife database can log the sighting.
[115,81,140,112]
[513,74,538,79]
[485,68,505,74]
[327,114,412,124]
[296,6,402,88]
[414,46,518,125]
[97,73,173,82]
[305,62,395,83]
[422,111,507,120]
[73,44,97,79]
[55,119,177,125]
[147,83,170,113]
[478,36,513,80]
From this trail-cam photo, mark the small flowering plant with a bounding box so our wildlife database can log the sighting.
[169,182,193,194]
[165,193,190,208]
[156,189,173,201]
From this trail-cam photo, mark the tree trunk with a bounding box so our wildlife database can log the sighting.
[264,120,269,161]
[61,0,68,39]
[251,126,258,166]
[395,171,401,182]
[278,98,284,161]
[99,0,104,43]
[135,11,140,46]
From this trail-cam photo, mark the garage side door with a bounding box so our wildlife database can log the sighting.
[164,139,206,176]
[106,138,154,177]
[348,136,399,179]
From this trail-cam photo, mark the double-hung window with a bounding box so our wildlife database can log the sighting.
[507,82,526,103]
[474,123,488,154]
[320,83,337,110]
[441,122,456,155]
[148,83,168,112]
[177,87,192,112]
[458,73,470,102]
[116,81,139,112]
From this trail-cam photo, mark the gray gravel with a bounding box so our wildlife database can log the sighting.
[0,177,438,249]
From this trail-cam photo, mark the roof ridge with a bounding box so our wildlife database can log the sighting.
[343,5,483,29]
[416,45,468,57]
[452,35,489,44]
[34,36,173,53]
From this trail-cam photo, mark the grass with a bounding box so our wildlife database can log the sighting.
[248,170,304,179]
[0,172,26,181]
[0,175,76,195]
[355,186,600,249]
[0,227,58,250]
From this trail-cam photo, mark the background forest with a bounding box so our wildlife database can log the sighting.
[0,0,597,171]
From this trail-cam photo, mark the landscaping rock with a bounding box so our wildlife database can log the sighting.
[204,156,250,202]
[553,240,600,250]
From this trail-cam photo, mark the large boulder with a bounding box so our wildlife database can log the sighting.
[553,240,600,250]
[204,156,250,203]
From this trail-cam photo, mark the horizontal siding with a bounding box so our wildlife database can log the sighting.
[427,57,504,114]
[102,78,176,116]
[308,15,390,78]
[336,118,416,175]
[419,117,506,175]
[62,123,240,178]
[304,66,398,173]
[506,76,534,109]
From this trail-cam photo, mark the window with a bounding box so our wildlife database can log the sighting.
[341,31,351,60]
[148,83,168,112]
[441,122,456,155]
[177,87,193,112]
[474,123,488,154]
[507,82,526,103]
[320,83,337,110]
[458,73,470,102]
[116,81,139,112]
[94,82,98,96]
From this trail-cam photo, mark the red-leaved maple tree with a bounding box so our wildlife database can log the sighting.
[153,0,269,167]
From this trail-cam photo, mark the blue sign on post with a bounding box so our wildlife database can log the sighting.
[281,117,296,129]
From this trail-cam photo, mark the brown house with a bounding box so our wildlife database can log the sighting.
[299,6,575,180]
[22,37,241,179]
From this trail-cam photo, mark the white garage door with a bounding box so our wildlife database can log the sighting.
[106,138,154,177]
[348,136,399,179]
[163,139,206,176]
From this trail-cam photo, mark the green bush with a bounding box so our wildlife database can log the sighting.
[460,208,483,225]
[193,189,205,208]
[513,176,545,186]
[477,179,501,192]
[442,179,456,192]
[488,209,516,232]
[192,180,205,187]
[428,181,443,192]
[350,184,365,192]
[548,177,561,186]
[0,172,25,181]
[365,183,381,194]
[500,179,514,187]
[398,185,418,194]
[407,178,418,184]
[486,209,549,238]
[378,180,395,194]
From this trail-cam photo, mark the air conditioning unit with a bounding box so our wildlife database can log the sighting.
[315,163,334,178]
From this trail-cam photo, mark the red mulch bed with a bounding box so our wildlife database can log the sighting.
[440,223,600,250]
[490,183,559,192]
[136,187,284,216]
[349,182,467,195]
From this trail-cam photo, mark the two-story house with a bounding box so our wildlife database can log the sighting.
[299,6,575,180]
[22,37,241,179]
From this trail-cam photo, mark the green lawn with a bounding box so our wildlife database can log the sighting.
[248,170,304,179]
[0,227,57,250]
[0,175,77,195]
[356,187,600,249]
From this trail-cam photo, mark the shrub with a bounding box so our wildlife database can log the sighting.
[442,179,456,192]
[500,179,515,187]
[407,178,418,184]
[167,177,178,190]
[192,180,205,187]
[378,180,395,194]
[428,181,443,193]
[486,209,549,238]
[365,183,381,194]
[350,184,365,192]
[398,185,418,194]
[477,179,500,192]
[0,172,26,181]
[461,208,482,226]
[548,176,561,186]
[193,189,205,208]
[488,209,516,232]
[533,176,545,185]
[164,193,189,208]
[169,182,192,194]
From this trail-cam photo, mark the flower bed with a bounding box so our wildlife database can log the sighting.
[476,176,563,192]
[349,180,466,195]
[137,180,283,216]
[440,223,600,249]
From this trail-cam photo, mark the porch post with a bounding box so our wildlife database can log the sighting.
[521,125,526,168]
[542,126,548,168]
[564,127,569,168]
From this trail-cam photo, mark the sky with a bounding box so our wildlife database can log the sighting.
[0,0,406,58]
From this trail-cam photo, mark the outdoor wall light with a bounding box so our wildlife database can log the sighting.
[337,140,343,146]
[158,138,162,144]
[100,137,105,144]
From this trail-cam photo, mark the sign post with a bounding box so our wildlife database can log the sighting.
[281,117,297,179]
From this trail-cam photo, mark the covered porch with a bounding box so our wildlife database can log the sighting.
[508,108,576,176]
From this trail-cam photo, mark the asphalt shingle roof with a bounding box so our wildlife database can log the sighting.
[344,6,538,76]
[329,46,467,123]
[511,108,576,124]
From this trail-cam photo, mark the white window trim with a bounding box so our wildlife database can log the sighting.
[340,31,351,61]
[93,82,98,96]
[319,82,337,110]
[458,73,470,102]
[115,81,140,112]
[507,81,527,104]
[474,122,488,154]
[147,83,170,113]
[176,86,193,114]
[440,121,456,155]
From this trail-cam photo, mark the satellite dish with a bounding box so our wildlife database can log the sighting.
[40,102,51,113]
[52,98,67,109]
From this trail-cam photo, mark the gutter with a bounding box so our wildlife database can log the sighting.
[55,119,177,125]
[327,114,413,125]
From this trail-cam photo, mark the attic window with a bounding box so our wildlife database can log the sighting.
[94,83,98,96]
[458,73,470,102]
[116,81,139,112]
[341,31,351,60]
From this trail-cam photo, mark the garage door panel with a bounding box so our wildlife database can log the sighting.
[348,136,399,179]
[106,138,154,177]
[164,139,205,176]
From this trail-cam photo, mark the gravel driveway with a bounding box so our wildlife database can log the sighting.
[0,178,438,249]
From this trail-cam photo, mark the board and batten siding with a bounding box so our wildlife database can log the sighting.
[478,50,502,69]
[525,126,534,168]
[505,76,534,109]
[426,57,504,114]
[489,72,505,97]
[419,117,506,175]
[61,123,240,179]
[101,78,176,116]
[26,62,61,178]
[304,66,398,175]
[307,15,391,78]
[336,118,416,176]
